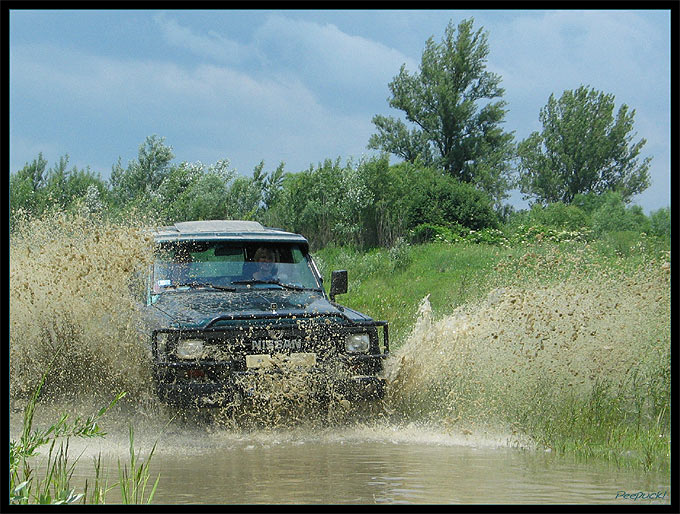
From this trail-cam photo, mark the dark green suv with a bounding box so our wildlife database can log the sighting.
[144,220,388,409]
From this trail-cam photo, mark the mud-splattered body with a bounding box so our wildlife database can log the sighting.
[145,220,389,409]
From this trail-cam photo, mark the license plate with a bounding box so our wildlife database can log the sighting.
[246,352,317,369]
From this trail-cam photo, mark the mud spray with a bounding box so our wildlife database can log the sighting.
[9,212,671,451]
[9,210,156,420]
[386,259,670,439]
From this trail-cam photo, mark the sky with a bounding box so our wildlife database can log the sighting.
[8,8,673,213]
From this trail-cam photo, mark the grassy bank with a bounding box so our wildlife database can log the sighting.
[313,234,671,472]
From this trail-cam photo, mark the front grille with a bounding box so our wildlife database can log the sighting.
[200,322,345,371]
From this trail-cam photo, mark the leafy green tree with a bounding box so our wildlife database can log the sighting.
[180,173,230,221]
[264,158,373,249]
[517,85,651,205]
[110,135,175,207]
[42,155,108,212]
[224,175,262,220]
[252,161,286,210]
[155,159,235,222]
[368,18,515,206]
[10,154,49,217]
[156,158,282,223]
[355,155,411,247]
[10,153,108,220]
[523,202,590,232]
[591,191,650,235]
[155,161,206,221]
[368,117,435,166]
[648,207,670,239]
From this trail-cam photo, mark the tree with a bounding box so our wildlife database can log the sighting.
[42,155,107,211]
[264,158,373,249]
[10,153,108,219]
[355,155,411,247]
[590,191,650,235]
[517,85,651,205]
[109,135,175,207]
[368,18,515,206]
[155,159,234,222]
[9,154,49,216]
[403,166,498,232]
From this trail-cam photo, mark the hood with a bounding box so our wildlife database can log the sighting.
[147,289,372,329]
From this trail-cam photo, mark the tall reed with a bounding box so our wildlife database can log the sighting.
[10,366,126,504]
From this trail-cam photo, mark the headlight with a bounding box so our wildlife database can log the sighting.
[345,333,370,353]
[175,339,204,360]
[155,332,170,353]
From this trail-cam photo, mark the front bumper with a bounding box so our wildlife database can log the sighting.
[153,365,386,408]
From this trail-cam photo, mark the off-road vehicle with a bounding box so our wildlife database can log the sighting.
[143,220,388,409]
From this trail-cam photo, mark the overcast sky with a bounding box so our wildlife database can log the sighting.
[8,8,672,212]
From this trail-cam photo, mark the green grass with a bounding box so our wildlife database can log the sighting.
[314,241,504,346]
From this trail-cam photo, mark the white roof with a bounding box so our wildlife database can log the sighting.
[152,220,308,245]
[173,220,264,233]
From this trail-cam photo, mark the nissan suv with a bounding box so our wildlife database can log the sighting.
[143,220,389,410]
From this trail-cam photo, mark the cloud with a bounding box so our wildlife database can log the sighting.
[485,11,669,139]
[10,42,298,117]
[154,12,256,66]
[255,14,415,79]
[9,40,376,174]
[488,10,668,97]
[251,15,416,109]
[151,13,416,114]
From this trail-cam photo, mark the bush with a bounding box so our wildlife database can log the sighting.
[508,224,593,245]
[464,228,508,246]
[600,230,644,257]
[529,202,590,231]
[648,207,671,239]
[387,237,413,271]
[408,223,465,244]
[591,192,650,236]
[405,169,499,232]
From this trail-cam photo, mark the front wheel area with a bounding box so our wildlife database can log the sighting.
[153,365,387,427]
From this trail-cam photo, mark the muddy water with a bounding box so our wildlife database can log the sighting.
[29,421,669,505]
[9,213,671,505]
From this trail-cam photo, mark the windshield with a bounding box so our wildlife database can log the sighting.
[151,241,321,294]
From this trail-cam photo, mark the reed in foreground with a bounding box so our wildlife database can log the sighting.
[10,372,160,504]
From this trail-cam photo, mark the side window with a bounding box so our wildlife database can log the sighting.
[290,246,305,263]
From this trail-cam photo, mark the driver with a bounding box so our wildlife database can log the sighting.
[252,247,277,280]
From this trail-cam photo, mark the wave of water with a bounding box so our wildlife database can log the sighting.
[9,211,155,406]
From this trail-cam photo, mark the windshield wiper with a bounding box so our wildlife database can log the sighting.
[230,279,314,291]
[204,283,238,291]
[169,282,237,292]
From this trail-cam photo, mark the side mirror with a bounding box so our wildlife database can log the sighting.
[329,270,348,302]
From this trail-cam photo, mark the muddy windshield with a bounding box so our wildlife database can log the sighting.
[151,241,321,293]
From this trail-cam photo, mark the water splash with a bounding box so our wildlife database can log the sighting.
[385,252,670,438]
[9,210,155,407]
